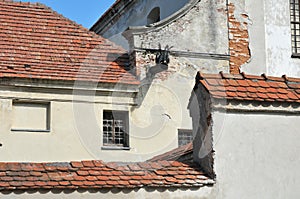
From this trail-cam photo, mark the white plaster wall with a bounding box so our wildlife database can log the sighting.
[0,84,190,162]
[0,186,213,199]
[212,111,300,199]
[243,0,268,75]
[243,0,300,77]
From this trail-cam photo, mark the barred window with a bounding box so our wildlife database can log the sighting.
[103,110,129,148]
[178,129,193,147]
[291,0,300,56]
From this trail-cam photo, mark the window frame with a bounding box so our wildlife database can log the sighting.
[101,110,130,150]
[11,100,51,133]
[178,129,193,147]
[290,0,300,57]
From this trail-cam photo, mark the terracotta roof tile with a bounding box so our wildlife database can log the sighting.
[0,0,139,85]
[147,142,193,162]
[197,72,300,103]
[0,160,213,191]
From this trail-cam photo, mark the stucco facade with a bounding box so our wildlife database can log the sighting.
[91,0,231,157]
[228,0,300,77]
[0,187,214,199]
[191,72,300,198]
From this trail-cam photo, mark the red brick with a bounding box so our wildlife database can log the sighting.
[95,181,107,186]
[70,181,84,186]
[9,181,23,187]
[277,88,289,94]
[107,181,119,185]
[118,180,130,186]
[76,170,89,176]
[1,176,13,181]
[128,164,141,171]
[154,170,167,175]
[128,180,141,185]
[86,176,97,181]
[0,182,10,187]
[33,181,47,187]
[82,161,95,167]
[47,181,59,186]
[101,171,114,176]
[73,175,85,181]
[236,86,247,92]
[0,164,7,171]
[165,177,177,183]
[22,181,35,187]
[93,160,104,167]
[83,181,96,186]
[97,176,109,181]
[59,181,71,186]
[287,92,299,100]
[70,162,83,168]
[89,170,101,176]
[6,163,21,171]
[30,171,43,176]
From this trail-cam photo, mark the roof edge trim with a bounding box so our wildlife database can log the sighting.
[123,0,201,35]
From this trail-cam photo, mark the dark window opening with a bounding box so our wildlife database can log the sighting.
[291,0,300,56]
[147,7,160,25]
[178,129,193,147]
[103,110,129,148]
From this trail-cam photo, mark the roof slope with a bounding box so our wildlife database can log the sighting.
[148,142,193,162]
[0,160,213,190]
[0,0,139,85]
[197,72,300,102]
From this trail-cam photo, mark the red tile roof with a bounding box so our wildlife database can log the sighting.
[0,0,139,85]
[197,72,300,103]
[148,142,193,162]
[0,160,213,190]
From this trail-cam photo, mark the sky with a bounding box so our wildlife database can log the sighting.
[19,0,116,28]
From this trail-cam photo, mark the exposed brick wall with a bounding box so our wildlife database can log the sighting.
[228,3,251,74]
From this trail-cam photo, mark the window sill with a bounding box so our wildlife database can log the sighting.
[11,129,50,133]
[101,146,130,151]
[291,53,300,58]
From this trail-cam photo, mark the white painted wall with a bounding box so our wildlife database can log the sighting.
[212,111,300,199]
[243,0,300,77]
[0,82,186,162]
[0,186,214,199]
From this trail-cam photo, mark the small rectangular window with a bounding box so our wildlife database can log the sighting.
[178,129,193,147]
[291,0,300,56]
[102,110,129,149]
[11,101,50,132]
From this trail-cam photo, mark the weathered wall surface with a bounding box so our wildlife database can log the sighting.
[0,186,214,199]
[127,0,228,55]
[235,0,300,77]
[120,0,230,155]
[0,82,185,162]
[212,110,300,199]
[92,0,190,50]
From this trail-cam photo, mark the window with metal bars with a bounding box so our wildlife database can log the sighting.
[291,0,300,56]
[178,129,193,147]
[102,110,129,148]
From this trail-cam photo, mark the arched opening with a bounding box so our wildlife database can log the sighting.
[147,7,160,25]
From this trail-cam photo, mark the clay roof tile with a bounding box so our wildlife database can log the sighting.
[0,0,139,85]
[198,72,300,104]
